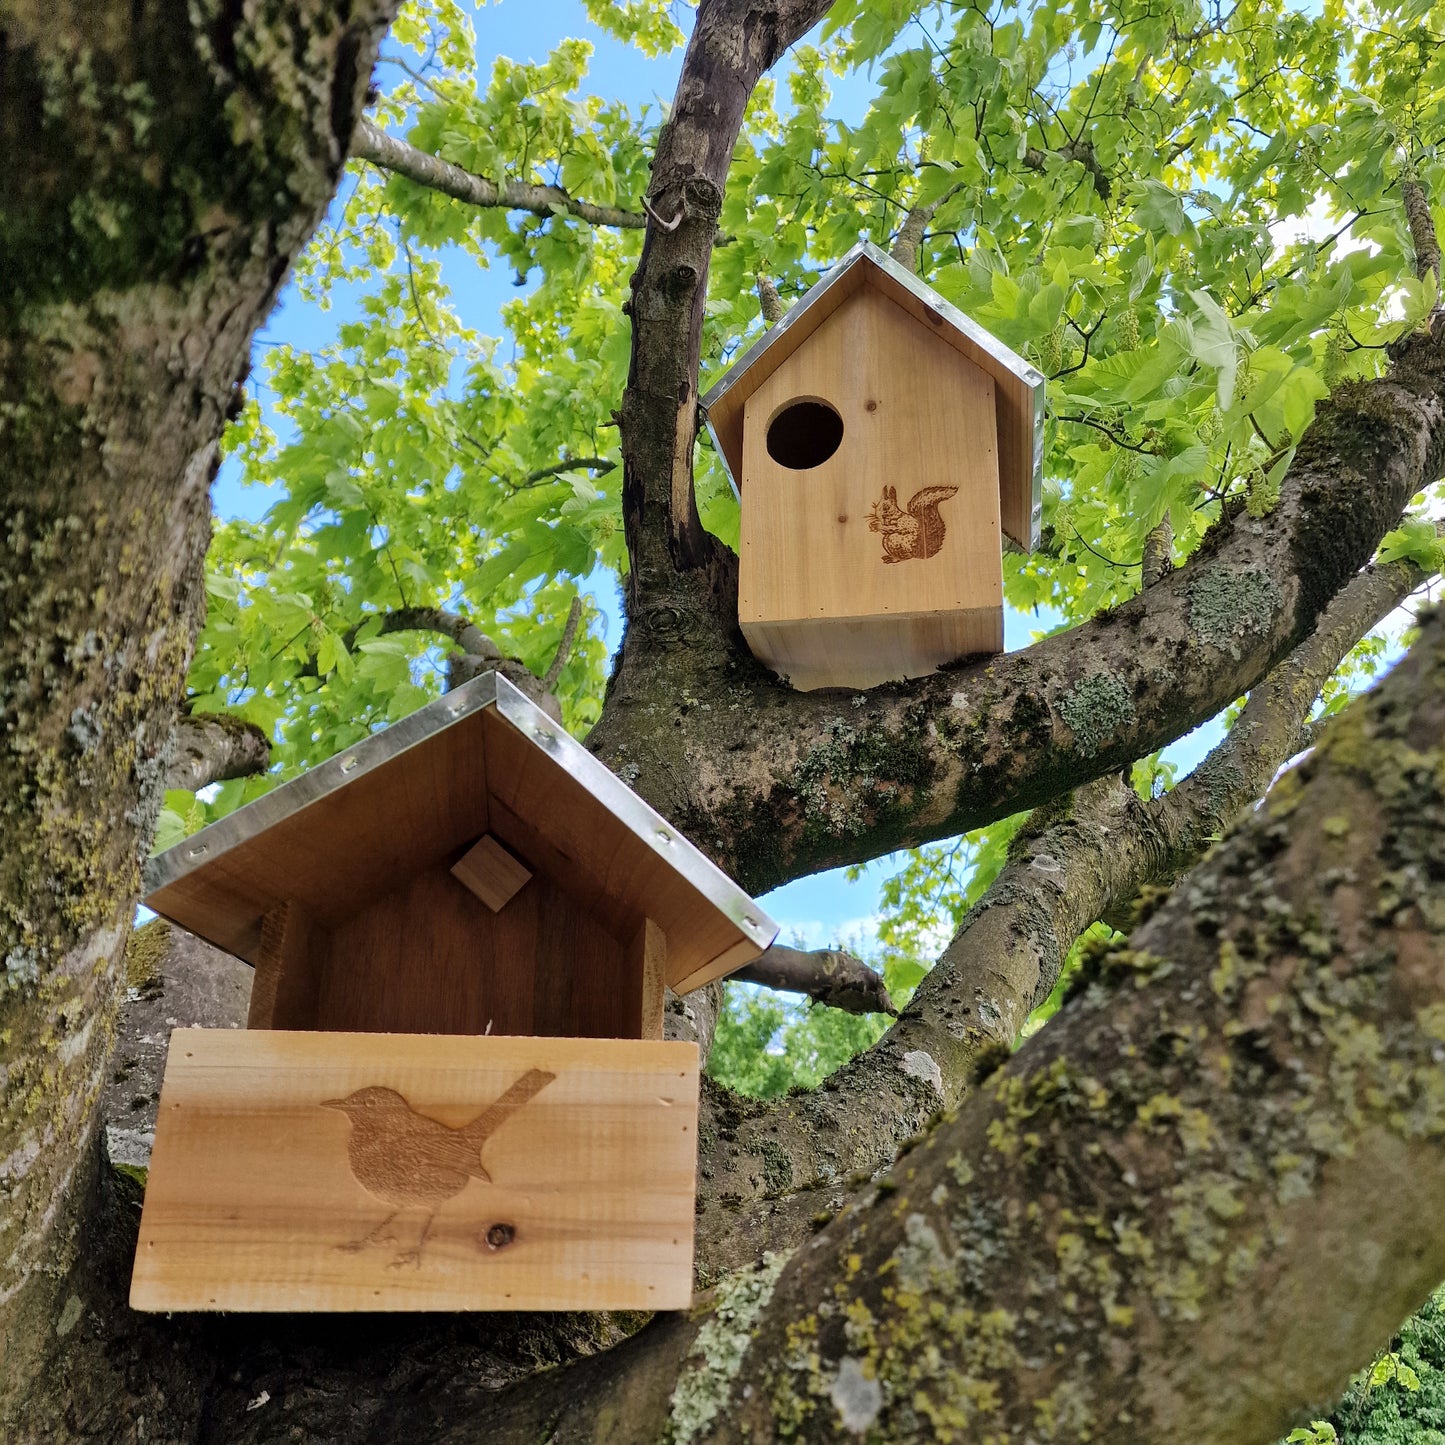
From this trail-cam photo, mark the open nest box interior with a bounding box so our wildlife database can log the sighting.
[144,673,779,1042]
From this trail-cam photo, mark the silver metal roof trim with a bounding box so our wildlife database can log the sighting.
[143,672,779,956]
[144,673,501,895]
[491,675,779,950]
[702,409,742,503]
[699,239,1046,546]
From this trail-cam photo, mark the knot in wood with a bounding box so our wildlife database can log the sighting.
[641,601,690,641]
[681,176,722,222]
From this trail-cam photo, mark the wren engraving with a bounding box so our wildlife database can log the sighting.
[323,1068,554,1268]
[867,484,959,562]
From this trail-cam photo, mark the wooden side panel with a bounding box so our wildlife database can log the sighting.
[452,833,533,912]
[864,264,1037,551]
[631,918,666,1042]
[705,264,867,488]
[247,901,322,1029]
[131,1029,700,1313]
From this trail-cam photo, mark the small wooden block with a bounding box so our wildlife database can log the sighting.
[451,833,532,912]
[631,917,667,1042]
[132,1029,700,1313]
[247,900,321,1030]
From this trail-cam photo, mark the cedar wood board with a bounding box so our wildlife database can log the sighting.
[706,255,1037,550]
[131,1029,700,1313]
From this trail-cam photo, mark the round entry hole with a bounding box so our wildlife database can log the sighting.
[765,399,844,470]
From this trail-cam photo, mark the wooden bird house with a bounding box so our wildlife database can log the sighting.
[130,673,777,1314]
[702,241,1045,691]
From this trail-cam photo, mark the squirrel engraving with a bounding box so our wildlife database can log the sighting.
[867,485,959,562]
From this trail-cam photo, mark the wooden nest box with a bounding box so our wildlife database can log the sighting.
[702,241,1045,691]
[131,673,777,1314]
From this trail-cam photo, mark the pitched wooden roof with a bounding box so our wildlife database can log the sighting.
[701,240,1045,551]
[144,674,778,995]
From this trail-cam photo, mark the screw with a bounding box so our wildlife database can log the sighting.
[486,1222,515,1250]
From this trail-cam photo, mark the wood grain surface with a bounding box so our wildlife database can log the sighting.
[131,1029,700,1313]
[705,249,1036,550]
[738,284,1004,690]
[451,833,533,912]
[145,697,770,999]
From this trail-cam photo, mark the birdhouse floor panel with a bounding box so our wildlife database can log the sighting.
[742,609,1004,693]
[131,1029,700,1313]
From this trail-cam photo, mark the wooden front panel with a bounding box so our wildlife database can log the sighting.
[313,869,637,1039]
[741,609,1004,692]
[131,1029,699,1313]
[739,286,1003,634]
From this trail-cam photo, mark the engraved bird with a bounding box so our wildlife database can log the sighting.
[322,1068,554,1267]
[867,484,960,562]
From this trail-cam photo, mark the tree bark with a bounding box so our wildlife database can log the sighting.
[689,539,1435,1277]
[591,333,1445,894]
[354,119,648,228]
[617,0,834,602]
[0,0,397,1412]
[165,714,272,794]
[440,604,1445,1445]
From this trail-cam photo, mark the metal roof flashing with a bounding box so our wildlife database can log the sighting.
[700,240,1044,551]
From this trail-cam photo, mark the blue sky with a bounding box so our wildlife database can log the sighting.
[215,1,1226,958]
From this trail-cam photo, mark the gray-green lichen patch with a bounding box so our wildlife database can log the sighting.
[1058,670,1135,756]
[830,1356,883,1434]
[1187,568,1283,658]
[668,1251,790,1443]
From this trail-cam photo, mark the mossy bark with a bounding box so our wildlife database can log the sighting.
[590,334,1445,897]
[0,0,396,1418]
[456,607,1445,1445]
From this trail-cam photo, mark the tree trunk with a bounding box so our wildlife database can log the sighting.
[0,0,397,1413]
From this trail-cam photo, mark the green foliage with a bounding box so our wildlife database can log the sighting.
[178,0,1445,839]
[1279,1285,1445,1443]
[708,943,924,1098]
[182,0,1445,1112]
[708,985,893,1099]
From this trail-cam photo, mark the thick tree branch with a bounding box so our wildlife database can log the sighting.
[889,181,966,275]
[1142,514,1174,587]
[459,605,1445,1445]
[353,119,647,228]
[735,944,895,1015]
[756,273,786,325]
[691,535,1439,1275]
[164,713,271,793]
[617,0,834,603]
[1024,136,1113,200]
[1404,173,1441,288]
[592,332,1445,900]
[0,0,398,1407]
